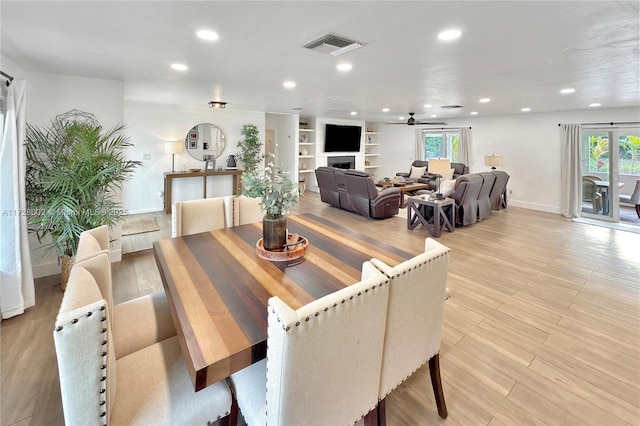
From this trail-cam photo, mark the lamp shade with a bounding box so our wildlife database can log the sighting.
[165,140,184,155]
[484,155,503,167]
[428,158,451,175]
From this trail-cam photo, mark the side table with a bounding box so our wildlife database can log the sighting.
[407,195,455,237]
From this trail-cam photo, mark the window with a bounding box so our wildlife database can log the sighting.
[585,131,640,176]
[422,131,459,161]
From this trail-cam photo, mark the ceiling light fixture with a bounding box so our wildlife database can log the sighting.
[171,63,188,71]
[589,103,601,107]
[431,115,438,118]
[479,98,490,103]
[208,101,227,108]
[350,111,357,116]
[382,108,390,112]
[438,29,462,41]
[399,116,405,120]
[197,30,219,41]
[521,107,531,112]
[336,63,352,72]
[470,111,478,115]
[283,81,296,89]
[424,104,432,108]
[560,88,575,94]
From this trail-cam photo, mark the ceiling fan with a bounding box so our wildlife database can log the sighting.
[389,112,447,126]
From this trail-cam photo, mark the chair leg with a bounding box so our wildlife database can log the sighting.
[363,404,379,426]
[428,353,448,419]
[224,396,238,426]
[635,204,640,218]
[377,398,386,426]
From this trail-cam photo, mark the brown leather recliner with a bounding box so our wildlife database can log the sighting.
[452,174,483,226]
[315,167,340,208]
[395,160,429,181]
[343,170,401,219]
[477,172,497,221]
[490,171,510,210]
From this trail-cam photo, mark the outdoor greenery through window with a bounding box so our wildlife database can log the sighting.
[423,131,459,161]
[587,134,640,175]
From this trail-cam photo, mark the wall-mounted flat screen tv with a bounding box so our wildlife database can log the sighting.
[324,124,362,152]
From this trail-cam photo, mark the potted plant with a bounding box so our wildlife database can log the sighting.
[241,154,301,251]
[25,117,141,289]
[236,124,263,174]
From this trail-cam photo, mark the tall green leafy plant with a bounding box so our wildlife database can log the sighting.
[25,119,141,257]
[236,124,263,174]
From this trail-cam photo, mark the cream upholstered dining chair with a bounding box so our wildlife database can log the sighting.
[370,238,451,424]
[225,195,263,227]
[172,197,227,237]
[620,179,640,218]
[54,260,233,425]
[76,227,176,359]
[229,262,390,426]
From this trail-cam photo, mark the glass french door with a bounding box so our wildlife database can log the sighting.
[580,129,620,222]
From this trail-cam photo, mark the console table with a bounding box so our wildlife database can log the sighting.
[164,170,242,213]
[407,195,455,237]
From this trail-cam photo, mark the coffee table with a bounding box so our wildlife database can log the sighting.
[397,183,431,208]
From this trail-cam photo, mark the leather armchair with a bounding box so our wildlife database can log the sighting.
[396,160,429,181]
[477,172,497,220]
[490,171,510,210]
[344,170,401,219]
[315,167,341,208]
[452,174,483,226]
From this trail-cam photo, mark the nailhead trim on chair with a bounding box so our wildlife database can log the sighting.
[54,303,109,425]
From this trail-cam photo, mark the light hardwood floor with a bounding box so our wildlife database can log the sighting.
[2,192,639,425]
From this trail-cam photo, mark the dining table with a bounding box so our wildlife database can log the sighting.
[153,213,414,391]
[594,180,624,215]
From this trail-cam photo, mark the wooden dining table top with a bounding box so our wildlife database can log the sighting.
[153,212,414,391]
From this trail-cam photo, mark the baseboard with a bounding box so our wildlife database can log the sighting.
[125,207,164,215]
[509,200,561,214]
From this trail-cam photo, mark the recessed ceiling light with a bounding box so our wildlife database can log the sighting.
[470,111,478,115]
[479,98,490,103]
[424,104,432,108]
[196,30,219,41]
[560,88,575,94]
[438,29,462,41]
[382,108,390,112]
[350,111,357,116]
[336,63,352,72]
[589,103,601,107]
[283,81,296,89]
[171,63,188,71]
[399,116,405,120]
[521,107,531,112]
[208,101,227,109]
[431,115,438,118]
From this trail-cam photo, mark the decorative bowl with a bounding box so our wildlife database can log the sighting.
[189,168,201,173]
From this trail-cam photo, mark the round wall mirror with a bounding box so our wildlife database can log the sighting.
[185,123,226,161]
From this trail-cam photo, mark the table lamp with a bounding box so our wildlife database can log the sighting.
[484,154,503,170]
[428,158,451,200]
[165,140,184,172]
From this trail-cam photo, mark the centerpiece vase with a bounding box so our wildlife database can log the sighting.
[263,214,287,251]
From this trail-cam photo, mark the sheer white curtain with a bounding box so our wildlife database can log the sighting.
[560,124,582,218]
[458,127,471,166]
[414,129,424,160]
[1,80,35,319]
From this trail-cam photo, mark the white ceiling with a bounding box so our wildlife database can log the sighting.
[2,1,639,123]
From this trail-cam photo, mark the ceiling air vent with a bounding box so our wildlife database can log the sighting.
[303,33,364,56]
[441,105,464,109]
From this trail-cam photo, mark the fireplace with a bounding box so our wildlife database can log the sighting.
[327,155,355,169]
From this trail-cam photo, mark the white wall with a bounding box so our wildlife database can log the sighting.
[377,106,640,213]
[123,101,265,213]
[20,70,126,277]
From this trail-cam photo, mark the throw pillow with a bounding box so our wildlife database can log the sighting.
[439,179,457,197]
[409,166,427,179]
[441,168,455,181]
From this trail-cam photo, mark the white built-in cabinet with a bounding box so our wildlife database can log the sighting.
[364,123,380,178]
[296,117,316,192]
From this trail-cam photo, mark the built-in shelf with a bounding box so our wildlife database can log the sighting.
[365,131,379,135]
[299,169,315,173]
[365,143,380,146]
[299,128,315,132]
[298,155,314,159]
[365,153,380,157]
[299,142,315,146]
[364,165,379,169]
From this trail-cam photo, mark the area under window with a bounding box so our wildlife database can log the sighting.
[422,130,459,161]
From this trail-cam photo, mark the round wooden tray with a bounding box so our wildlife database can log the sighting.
[256,234,308,262]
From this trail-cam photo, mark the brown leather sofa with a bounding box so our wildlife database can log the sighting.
[452,171,510,226]
[315,167,401,219]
